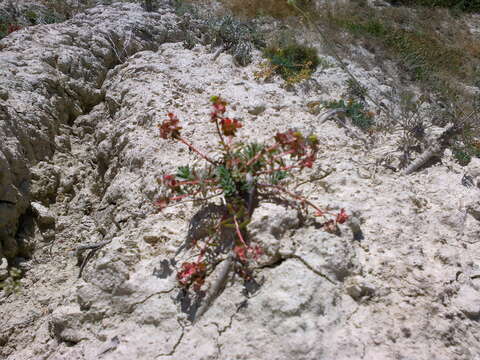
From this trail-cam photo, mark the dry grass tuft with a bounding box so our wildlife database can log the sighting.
[218,0,313,18]
[314,2,480,102]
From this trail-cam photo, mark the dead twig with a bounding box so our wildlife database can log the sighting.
[318,108,369,146]
[106,29,133,64]
[193,253,233,323]
[76,239,112,278]
[404,110,476,175]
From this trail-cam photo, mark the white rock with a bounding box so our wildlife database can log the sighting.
[453,285,480,320]
[0,258,8,281]
[31,202,55,228]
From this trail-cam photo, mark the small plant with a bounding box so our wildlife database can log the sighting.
[0,267,22,295]
[156,96,348,295]
[346,78,368,100]
[263,43,320,82]
[0,19,21,40]
[326,98,375,130]
[25,10,38,25]
[452,126,480,166]
[206,15,265,66]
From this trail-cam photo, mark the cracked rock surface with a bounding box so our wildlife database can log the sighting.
[1,1,480,360]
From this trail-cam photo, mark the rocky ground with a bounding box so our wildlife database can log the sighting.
[1,1,480,359]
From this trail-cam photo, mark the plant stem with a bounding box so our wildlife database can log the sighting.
[258,183,328,216]
[255,164,303,176]
[233,215,247,247]
[178,136,217,165]
[214,118,231,156]
[246,144,279,167]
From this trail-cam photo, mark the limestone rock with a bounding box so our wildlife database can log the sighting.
[466,157,480,187]
[247,102,266,115]
[1,2,480,360]
[31,202,55,228]
[49,305,89,344]
[0,1,182,261]
[453,285,480,320]
[0,258,8,281]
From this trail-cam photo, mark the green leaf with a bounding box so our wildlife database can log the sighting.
[217,165,237,197]
[270,170,288,184]
[176,166,194,180]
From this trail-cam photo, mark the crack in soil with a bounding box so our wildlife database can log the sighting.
[288,254,335,284]
[211,300,247,360]
[127,287,177,313]
[212,300,247,336]
[156,319,186,358]
[257,253,335,284]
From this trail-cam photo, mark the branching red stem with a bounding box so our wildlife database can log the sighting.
[233,215,247,247]
[258,183,330,216]
[246,144,279,167]
[178,136,217,165]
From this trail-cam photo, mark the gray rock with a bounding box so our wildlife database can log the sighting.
[49,305,89,344]
[454,285,480,320]
[0,258,8,281]
[344,275,376,300]
[1,2,480,360]
[247,102,266,115]
[466,157,480,186]
[0,2,182,261]
[31,202,55,228]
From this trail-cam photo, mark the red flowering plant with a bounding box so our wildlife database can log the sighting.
[7,24,22,34]
[157,96,348,294]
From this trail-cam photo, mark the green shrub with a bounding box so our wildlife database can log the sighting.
[206,15,266,66]
[326,99,375,130]
[452,123,480,165]
[174,1,265,66]
[25,10,38,25]
[263,43,320,81]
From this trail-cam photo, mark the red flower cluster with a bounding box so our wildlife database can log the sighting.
[234,244,263,263]
[159,113,182,139]
[7,24,21,34]
[210,96,227,122]
[220,117,242,137]
[163,174,178,188]
[300,154,315,168]
[275,130,309,157]
[336,208,348,224]
[177,261,206,290]
[210,96,242,137]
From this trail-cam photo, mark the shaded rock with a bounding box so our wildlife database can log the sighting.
[1,236,17,259]
[30,162,60,204]
[344,275,376,300]
[294,227,360,282]
[249,203,300,264]
[49,305,89,344]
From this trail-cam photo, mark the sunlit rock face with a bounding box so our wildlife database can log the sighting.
[1,2,480,360]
